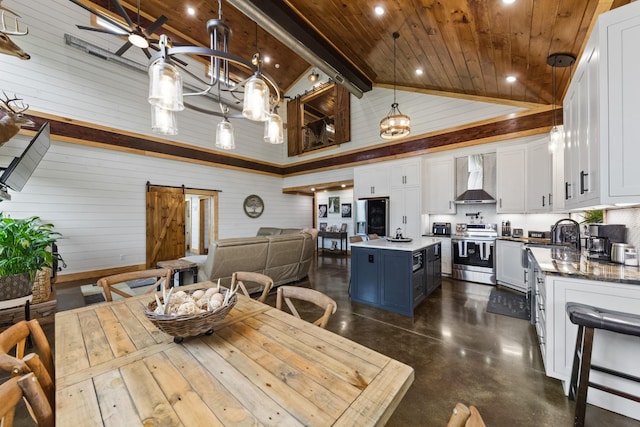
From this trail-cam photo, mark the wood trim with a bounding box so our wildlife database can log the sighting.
[24,107,554,177]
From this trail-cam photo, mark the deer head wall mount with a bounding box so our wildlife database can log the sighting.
[0,1,30,60]
[0,91,35,145]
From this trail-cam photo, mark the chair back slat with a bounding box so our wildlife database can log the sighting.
[97,268,173,302]
[231,272,274,303]
[276,286,337,329]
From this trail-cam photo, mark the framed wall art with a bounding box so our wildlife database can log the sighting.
[341,203,352,218]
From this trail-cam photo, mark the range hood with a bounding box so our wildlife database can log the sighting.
[454,154,496,204]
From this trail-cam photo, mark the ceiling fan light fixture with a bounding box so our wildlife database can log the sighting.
[380,32,410,140]
[128,32,149,49]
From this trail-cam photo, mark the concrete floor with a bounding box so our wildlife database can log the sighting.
[12,254,640,426]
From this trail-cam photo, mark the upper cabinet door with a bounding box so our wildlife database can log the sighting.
[527,139,552,213]
[496,146,526,213]
[354,165,391,198]
[424,157,456,214]
[390,159,421,188]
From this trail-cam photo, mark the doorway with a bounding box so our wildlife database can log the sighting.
[146,184,219,267]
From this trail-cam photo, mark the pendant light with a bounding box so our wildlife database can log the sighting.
[380,32,410,140]
[547,53,576,153]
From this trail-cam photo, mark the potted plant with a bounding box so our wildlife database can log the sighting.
[0,214,62,301]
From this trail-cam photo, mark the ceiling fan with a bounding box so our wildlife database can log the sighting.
[69,0,167,58]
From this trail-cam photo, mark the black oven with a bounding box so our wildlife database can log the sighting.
[452,238,496,285]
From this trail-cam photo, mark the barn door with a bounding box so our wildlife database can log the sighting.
[146,185,186,268]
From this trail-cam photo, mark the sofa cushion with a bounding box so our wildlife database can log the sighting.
[264,234,305,286]
[203,236,269,284]
[256,227,282,236]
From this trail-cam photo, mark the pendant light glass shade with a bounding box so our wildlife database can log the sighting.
[380,103,411,139]
[215,118,235,150]
[151,105,178,135]
[242,75,270,121]
[264,112,284,144]
[548,125,562,153]
[148,59,184,111]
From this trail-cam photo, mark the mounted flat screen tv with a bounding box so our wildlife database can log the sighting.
[0,122,50,192]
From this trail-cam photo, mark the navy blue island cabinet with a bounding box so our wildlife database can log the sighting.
[350,238,442,316]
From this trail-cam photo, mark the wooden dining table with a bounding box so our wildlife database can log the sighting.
[55,282,414,426]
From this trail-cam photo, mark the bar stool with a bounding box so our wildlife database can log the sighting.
[566,302,640,427]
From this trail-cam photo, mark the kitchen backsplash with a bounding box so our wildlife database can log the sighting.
[607,207,640,251]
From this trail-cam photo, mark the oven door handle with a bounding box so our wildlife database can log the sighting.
[456,240,468,257]
[479,241,485,261]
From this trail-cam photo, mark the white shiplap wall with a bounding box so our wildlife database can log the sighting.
[1,137,311,275]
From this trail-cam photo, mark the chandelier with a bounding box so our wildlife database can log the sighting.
[380,32,410,140]
[147,0,283,148]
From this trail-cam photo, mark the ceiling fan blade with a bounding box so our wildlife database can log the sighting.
[142,47,152,59]
[114,40,133,56]
[68,0,131,34]
[143,15,168,37]
[111,0,135,30]
[76,25,126,36]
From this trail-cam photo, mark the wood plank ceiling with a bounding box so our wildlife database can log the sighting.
[70,0,631,105]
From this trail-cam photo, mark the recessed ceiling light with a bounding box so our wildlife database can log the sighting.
[374,6,385,16]
[503,0,516,4]
[187,6,196,16]
[506,75,517,83]
[311,187,316,192]
[415,68,424,76]
[263,55,271,64]
[341,184,346,188]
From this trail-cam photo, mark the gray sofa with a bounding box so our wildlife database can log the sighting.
[182,228,316,286]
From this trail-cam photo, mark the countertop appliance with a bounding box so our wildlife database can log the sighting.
[611,243,635,265]
[529,230,550,239]
[551,218,581,250]
[432,222,451,236]
[585,224,626,261]
[452,223,497,285]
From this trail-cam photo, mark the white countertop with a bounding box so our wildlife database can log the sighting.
[350,237,441,252]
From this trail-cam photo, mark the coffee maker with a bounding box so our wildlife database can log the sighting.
[586,224,626,261]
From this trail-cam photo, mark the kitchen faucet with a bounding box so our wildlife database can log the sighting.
[551,218,581,250]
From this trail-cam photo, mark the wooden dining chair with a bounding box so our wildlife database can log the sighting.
[231,271,274,303]
[0,319,54,412]
[97,268,173,302]
[367,233,379,240]
[0,372,54,427]
[276,286,337,329]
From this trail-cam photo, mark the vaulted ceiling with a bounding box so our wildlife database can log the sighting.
[70,0,631,106]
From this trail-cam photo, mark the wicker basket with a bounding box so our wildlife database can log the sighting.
[144,288,237,342]
[31,268,51,305]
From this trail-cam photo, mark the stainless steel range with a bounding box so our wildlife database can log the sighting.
[452,223,497,285]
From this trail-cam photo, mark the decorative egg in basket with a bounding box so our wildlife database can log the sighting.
[144,282,238,343]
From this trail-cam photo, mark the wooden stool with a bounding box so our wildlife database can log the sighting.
[566,302,640,427]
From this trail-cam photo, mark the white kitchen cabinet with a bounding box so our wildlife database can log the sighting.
[424,156,456,214]
[390,186,421,239]
[390,158,421,188]
[562,2,640,208]
[526,139,553,213]
[551,128,566,212]
[496,146,526,213]
[354,164,390,198]
[495,239,527,292]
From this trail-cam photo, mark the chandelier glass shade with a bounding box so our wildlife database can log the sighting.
[215,118,235,150]
[264,111,284,144]
[380,32,410,140]
[151,105,178,135]
[146,0,281,149]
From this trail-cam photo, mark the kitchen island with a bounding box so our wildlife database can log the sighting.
[527,246,640,421]
[350,237,442,316]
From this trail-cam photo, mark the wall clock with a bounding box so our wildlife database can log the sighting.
[243,194,264,218]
